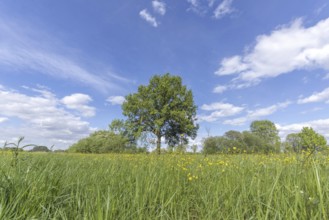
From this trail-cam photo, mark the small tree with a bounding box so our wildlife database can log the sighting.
[298,127,327,153]
[122,73,199,154]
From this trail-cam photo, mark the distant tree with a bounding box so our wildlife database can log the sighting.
[224,130,244,142]
[190,144,198,153]
[298,127,327,152]
[250,120,280,153]
[284,133,302,152]
[202,136,228,154]
[223,130,246,151]
[109,119,137,149]
[30,146,50,152]
[122,73,198,154]
[242,131,267,153]
[68,130,130,153]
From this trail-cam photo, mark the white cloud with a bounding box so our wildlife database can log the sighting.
[223,101,291,125]
[216,55,247,75]
[215,17,329,87]
[298,87,329,104]
[61,93,96,117]
[106,96,126,105]
[0,117,8,123]
[152,0,166,15]
[139,9,158,27]
[247,101,290,118]
[0,87,94,149]
[213,0,234,19]
[277,118,329,140]
[213,85,227,93]
[0,16,121,93]
[199,102,244,122]
[107,96,126,105]
[223,117,248,126]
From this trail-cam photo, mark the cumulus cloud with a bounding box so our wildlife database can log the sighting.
[216,17,329,88]
[0,87,95,149]
[213,85,227,93]
[152,0,166,15]
[106,96,126,105]
[139,9,158,27]
[277,118,329,140]
[223,101,291,125]
[61,93,96,117]
[199,102,244,122]
[298,87,329,104]
[213,0,234,19]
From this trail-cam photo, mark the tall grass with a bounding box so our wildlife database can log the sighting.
[0,152,328,219]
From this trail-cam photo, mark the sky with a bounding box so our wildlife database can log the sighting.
[1,0,329,150]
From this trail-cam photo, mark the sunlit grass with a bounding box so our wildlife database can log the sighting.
[0,152,328,219]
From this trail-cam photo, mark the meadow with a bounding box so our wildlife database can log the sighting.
[0,151,329,219]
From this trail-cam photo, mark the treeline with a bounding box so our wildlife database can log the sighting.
[66,73,327,154]
[203,120,327,154]
[68,119,147,154]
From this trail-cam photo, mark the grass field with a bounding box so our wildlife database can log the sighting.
[0,151,329,219]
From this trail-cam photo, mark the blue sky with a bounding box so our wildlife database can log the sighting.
[1,0,329,149]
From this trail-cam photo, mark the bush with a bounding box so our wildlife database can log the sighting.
[68,130,138,153]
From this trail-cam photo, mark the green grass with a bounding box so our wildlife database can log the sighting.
[0,152,329,219]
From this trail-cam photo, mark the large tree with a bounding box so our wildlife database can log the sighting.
[122,73,198,154]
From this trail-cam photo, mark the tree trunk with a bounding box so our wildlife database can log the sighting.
[157,135,161,155]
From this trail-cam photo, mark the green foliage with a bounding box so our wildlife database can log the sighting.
[122,73,199,154]
[250,120,280,152]
[30,146,51,152]
[203,137,228,154]
[298,127,327,152]
[242,131,266,152]
[109,119,137,148]
[68,130,132,153]
[203,121,282,154]
[284,133,302,152]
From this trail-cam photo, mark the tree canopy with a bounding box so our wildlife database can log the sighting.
[68,130,127,153]
[298,127,327,152]
[203,120,282,154]
[250,120,280,152]
[122,73,199,154]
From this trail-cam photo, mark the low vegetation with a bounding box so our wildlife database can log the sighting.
[0,151,329,219]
